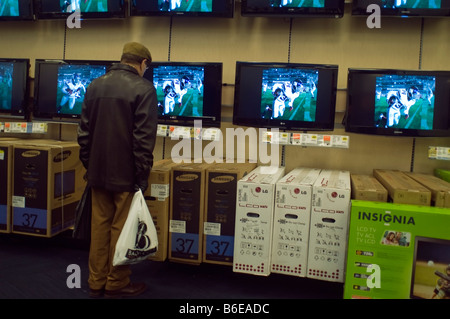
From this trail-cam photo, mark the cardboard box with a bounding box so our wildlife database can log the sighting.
[351,174,388,202]
[307,170,351,282]
[405,172,450,208]
[144,159,180,262]
[344,200,450,299]
[0,138,19,233]
[373,169,431,206]
[203,162,257,265]
[11,140,85,237]
[169,162,213,264]
[233,166,285,276]
[271,167,321,277]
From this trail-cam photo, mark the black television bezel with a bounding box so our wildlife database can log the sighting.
[0,0,34,21]
[145,61,223,128]
[33,59,117,120]
[241,0,345,18]
[352,0,450,17]
[130,0,235,18]
[0,58,30,119]
[344,68,450,137]
[34,0,126,20]
[233,61,339,132]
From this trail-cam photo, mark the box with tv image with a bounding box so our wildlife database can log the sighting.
[344,200,450,299]
[11,140,86,238]
[202,162,257,266]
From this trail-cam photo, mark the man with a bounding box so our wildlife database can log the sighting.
[77,42,157,298]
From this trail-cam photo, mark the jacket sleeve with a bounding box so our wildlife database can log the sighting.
[77,98,90,170]
[133,85,158,186]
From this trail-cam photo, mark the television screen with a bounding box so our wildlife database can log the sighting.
[241,0,345,18]
[33,59,116,119]
[410,236,450,299]
[352,0,450,17]
[344,68,450,137]
[35,0,126,19]
[0,58,30,118]
[130,0,234,17]
[0,0,34,20]
[233,61,338,131]
[144,61,223,128]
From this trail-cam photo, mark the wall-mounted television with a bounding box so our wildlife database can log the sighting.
[241,0,345,18]
[130,0,234,17]
[344,68,450,137]
[33,59,117,120]
[0,58,30,118]
[144,61,223,128]
[352,0,450,17]
[0,0,34,20]
[233,61,338,131]
[35,0,126,19]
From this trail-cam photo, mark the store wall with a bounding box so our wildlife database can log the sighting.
[1,3,449,175]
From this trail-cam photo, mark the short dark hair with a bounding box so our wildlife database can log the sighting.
[120,53,150,67]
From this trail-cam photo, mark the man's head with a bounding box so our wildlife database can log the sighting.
[121,42,152,77]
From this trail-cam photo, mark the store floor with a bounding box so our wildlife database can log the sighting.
[0,231,344,299]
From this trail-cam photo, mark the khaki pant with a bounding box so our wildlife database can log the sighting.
[88,187,134,291]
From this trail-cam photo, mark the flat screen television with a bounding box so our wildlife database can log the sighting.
[233,61,338,131]
[33,59,117,120]
[144,61,223,128]
[0,0,34,20]
[344,68,450,137]
[130,0,234,17]
[35,0,126,19]
[410,236,450,299]
[0,58,30,118]
[352,0,450,17]
[241,0,345,18]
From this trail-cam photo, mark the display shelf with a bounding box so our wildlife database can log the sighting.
[0,122,48,134]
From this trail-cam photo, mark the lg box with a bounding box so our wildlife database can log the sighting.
[12,140,85,237]
[169,162,213,264]
[233,166,285,276]
[307,170,351,282]
[344,200,450,299]
[271,167,321,277]
[203,162,257,266]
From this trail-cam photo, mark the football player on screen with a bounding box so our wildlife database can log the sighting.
[60,74,86,110]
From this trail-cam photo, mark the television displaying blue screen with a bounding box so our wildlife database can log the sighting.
[144,61,223,127]
[352,0,450,17]
[35,0,126,19]
[241,0,345,17]
[0,0,34,20]
[33,59,116,119]
[233,61,338,131]
[130,0,234,17]
[345,68,450,137]
[0,58,30,118]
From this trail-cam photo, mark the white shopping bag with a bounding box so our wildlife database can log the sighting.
[113,189,158,266]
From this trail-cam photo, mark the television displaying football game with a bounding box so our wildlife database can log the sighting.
[374,74,435,130]
[250,0,325,8]
[260,67,318,122]
[381,0,442,9]
[158,0,213,12]
[60,0,108,12]
[0,62,14,111]
[0,0,20,16]
[56,64,107,116]
[153,65,204,118]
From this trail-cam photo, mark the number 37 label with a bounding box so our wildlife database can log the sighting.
[13,207,47,234]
